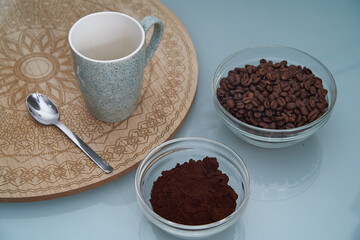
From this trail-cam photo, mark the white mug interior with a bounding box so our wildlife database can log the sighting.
[68,12,145,61]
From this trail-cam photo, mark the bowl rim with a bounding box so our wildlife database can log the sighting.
[212,44,337,134]
[135,136,251,231]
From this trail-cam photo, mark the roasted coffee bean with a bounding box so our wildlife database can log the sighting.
[264,100,270,109]
[242,97,251,104]
[308,109,318,122]
[300,107,309,116]
[245,103,253,110]
[217,88,226,96]
[281,71,290,80]
[263,117,272,123]
[226,99,235,108]
[242,76,252,86]
[280,91,288,97]
[257,105,265,112]
[274,116,284,121]
[277,121,285,127]
[256,93,265,103]
[236,102,245,109]
[259,68,267,76]
[277,97,286,107]
[216,59,329,129]
[251,98,259,107]
[254,112,262,118]
[258,122,268,128]
[295,73,304,81]
[309,97,316,108]
[265,109,273,117]
[282,112,289,122]
[270,122,277,129]
[310,86,317,95]
[250,85,257,92]
[249,118,258,126]
[270,100,278,110]
[234,93,242,100]
[289,116,296,123]
[286,102,296,110]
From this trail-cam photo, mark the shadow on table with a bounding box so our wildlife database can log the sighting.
[138,216,245,240]
[211,123,323,201]
[352,189,360,240]
[0,170,137,219]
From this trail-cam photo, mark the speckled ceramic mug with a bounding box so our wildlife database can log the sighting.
[68,12,163,122]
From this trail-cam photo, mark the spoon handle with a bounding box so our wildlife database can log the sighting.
[54,121,114,174]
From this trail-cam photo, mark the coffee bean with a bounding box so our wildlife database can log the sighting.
[245,103,253,110]
[309,97,316,108]
[308,110,318,122]
[243,97,251,104]
[256,94,265,103]
[254,112,262,118]
[281,71,290,80]
[303,67,312,75]
[310,86,317,95]
[295,73,304,81]
[250,85,257,92]
[263,117,272,123]
[251,98,259,107]
[258,122,268,128]
[242,76,252,87]
[273,85,281,93]
[280,91,288,97]
[236,102,245,109]
[234,93,242,100]
[226,99,235,108]
[216,59,329,129]
[289,116,296,123]
[300,107,309,116]
[300,90,307,99]
[265,109,273,117]
[277,97,286,107]
[286,102,296,110]
[217,88,226,96]
[270,100,278,110]
[274,116,284,121]
[276,121,285,127]
[281,112,289,122]
[249,118,258,126]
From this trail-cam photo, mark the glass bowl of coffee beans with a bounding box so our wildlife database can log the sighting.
[135,137,251,239]
[212,45,337,148]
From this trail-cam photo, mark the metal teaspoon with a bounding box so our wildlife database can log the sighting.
[26,93,113,174]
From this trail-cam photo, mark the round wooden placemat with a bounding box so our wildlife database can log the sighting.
[0,0,198,202]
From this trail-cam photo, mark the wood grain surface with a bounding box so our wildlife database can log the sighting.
[0,0,198,202]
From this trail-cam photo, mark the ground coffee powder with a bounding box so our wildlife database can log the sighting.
[150,157,238,225]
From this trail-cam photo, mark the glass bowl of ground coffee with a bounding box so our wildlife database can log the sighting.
[213,45,337,148]
[135,137,251,239]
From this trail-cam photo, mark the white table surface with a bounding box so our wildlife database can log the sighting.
[1,0,360,239]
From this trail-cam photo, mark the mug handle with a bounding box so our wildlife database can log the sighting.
[140,16,164,66]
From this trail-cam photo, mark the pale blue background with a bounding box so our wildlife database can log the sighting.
[1,0,360,239]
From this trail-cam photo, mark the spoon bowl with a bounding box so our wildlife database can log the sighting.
[26,93,113,173]
[26,93,59,125]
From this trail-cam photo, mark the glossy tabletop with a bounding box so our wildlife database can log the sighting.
[1,0,359,239]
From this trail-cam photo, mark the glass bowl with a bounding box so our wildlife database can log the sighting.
[212,45,337,148]
[135,137,251,239]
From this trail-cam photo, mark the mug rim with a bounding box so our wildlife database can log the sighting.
[68,11,145,63]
